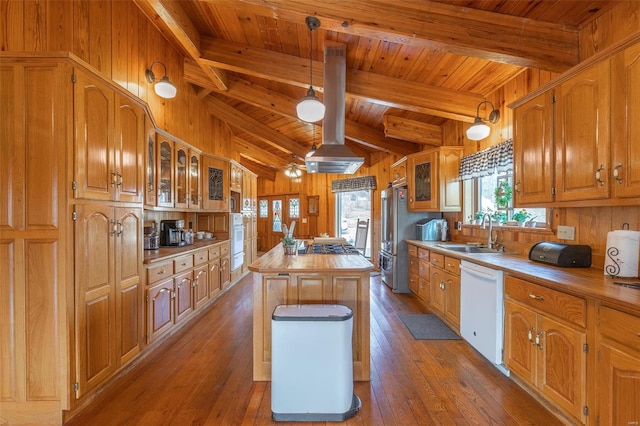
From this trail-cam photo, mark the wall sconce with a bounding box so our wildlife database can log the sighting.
[296,16,325,123]
[145,62,177,99]
[466,100,500,141]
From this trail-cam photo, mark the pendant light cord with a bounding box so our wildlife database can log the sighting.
[309,24,313,90]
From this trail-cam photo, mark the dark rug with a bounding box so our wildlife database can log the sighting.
[397,313,461,340]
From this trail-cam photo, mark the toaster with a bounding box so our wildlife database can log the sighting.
[528,241,592,268]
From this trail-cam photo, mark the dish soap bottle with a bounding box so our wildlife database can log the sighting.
[441,221,448,242]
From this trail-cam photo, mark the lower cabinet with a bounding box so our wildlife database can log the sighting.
[429,252,460,330]
[503,276,587,423]
[74,203,143,399]
[596,305,640,425]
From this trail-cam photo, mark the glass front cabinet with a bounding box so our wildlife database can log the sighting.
[407,147,463,212]
[157,137,174,208]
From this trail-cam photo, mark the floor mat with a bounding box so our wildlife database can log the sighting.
[397,313,461,340]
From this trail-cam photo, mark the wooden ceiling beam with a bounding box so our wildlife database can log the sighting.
[383,116,442,146]
[134,0,228,90]
[203,0,578,73]
[197,38,483,122]
[231,137,289,168]
[206,96,308,159]
[185,59,421,156]
[238,157,276,181]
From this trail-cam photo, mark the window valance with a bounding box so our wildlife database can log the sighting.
[331,176,377,193]
[458,139,513,181]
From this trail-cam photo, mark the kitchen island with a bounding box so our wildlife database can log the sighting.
[249,242,374,381]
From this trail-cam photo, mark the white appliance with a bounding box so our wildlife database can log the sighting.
[380,187,440,293]
[271,304,361,421]
[230,213,244,271]
[460,260,509,376]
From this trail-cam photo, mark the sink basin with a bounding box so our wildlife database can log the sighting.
[436,243,503,254]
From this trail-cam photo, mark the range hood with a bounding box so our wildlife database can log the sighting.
[306,42,364,174]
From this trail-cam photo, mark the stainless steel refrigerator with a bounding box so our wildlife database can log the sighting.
[379,187,441,293]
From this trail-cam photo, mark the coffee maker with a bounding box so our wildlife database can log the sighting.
[160,219,186,247]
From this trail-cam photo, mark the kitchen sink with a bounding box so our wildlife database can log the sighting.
[436,243,503,254]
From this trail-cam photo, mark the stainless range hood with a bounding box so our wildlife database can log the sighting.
[306,42,364,174]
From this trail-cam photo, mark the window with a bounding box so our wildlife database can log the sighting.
[335,190,371,257]
[259,200,268,218]
[288,197,300,219]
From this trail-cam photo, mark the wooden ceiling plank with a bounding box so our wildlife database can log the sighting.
[202,0,579,72]
[231,137,289,168]
[207,96,308,159]
[134,0,229,90]
[383,115,443,146]
[345,121,418,156]
[238,157,277,181]
[197,38,484,121]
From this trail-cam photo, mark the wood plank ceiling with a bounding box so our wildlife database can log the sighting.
[134,0,614,178]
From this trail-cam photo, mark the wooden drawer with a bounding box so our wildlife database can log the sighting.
[147,262,173,285]
[409,256,419,275]
[430,252,444,269]
[408,244,417,257]
[208,245,221,259]
[418,259,429,279]
[599,305,640,353]
[174,254,194,273]
[505,276,586,327]
[194,249,209,266]
[418,247,430,261]
[219,242,230,257]
[444,256,460,276]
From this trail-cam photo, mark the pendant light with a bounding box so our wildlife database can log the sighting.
[296,16,325,123]
[466,100,500,141]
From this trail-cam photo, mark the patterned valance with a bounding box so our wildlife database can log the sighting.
[331,176,377,193]
[458,139,513,181]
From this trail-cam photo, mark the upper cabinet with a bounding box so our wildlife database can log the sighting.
[144,128,156,207]
[391,157,407,187]
[512,39,640,207]
[156,136,174,208]
[230,162,243,193]
[73,69,144,203]
[154,133,201,210]
[202,155,229,212]
[407,147,462,212]
[611,42,640,199]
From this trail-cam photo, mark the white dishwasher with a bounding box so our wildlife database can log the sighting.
[460,260,509,376]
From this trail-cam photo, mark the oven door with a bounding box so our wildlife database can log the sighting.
[379,251,394,290]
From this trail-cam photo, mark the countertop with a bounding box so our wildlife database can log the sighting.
[248,240,374,273]
[143,239,229,265]
[407,240,640,313]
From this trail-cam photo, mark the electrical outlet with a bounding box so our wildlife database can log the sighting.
[557,225,575,240]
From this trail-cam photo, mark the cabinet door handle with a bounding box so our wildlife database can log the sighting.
[527,327,535,343]
[535,331,544,350]
[514,180,521,193]
[111,170,117,188]
[528,293,544,301]
[110,219,117,236]
[595,164,605,186]
[116,220,123,236]
[613,162,623,184]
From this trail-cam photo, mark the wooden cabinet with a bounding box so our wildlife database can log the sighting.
[513,41,640,206]
[189,151,202,209]
[174,142,189,209]
[503,276,587,423]
[156,136,201,210]
[554,60,610,202]
[429,252,460,329]
[230,161,243,193]
[146,278,175,343]
[173,270,193,322]
[513,91,554,205]
[202,155,229,211]
[610,42,640,199]
[144,128,157,207]
[596,305,640,425]
[157,136,174,207]
[74,70,144,203]
[407,147,462,212]
[74,204,143,398]
[391,157,407,187]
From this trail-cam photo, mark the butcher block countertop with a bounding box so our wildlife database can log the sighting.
[407,240,640,313]
[143,239,229,265]
[248,241,374,273]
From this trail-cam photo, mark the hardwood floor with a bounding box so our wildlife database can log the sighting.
[65,273,562,426]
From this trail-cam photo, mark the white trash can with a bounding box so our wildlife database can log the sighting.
[271,304,361,421]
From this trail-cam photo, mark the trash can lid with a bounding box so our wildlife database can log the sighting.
[272,304,353,321]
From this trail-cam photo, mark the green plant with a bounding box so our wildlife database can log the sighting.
[494,180,513,208]
[512,209,530,223]
[282,236,296,246]
[474,211,484,220]
[491,211,507,223]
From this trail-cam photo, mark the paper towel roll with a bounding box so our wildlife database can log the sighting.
[604,230,640,277]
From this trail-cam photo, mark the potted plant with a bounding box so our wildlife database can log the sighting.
[512,209,530,226]
[282,222,297,254]
[491,211,506,224]
[494,180,513,209]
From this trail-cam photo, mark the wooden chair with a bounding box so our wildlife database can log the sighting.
[353,218,369,256]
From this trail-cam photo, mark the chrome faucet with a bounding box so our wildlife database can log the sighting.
[481,213,497,249]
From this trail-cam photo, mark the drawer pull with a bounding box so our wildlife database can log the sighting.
[158,270,166,275]
[181,262,187,266]
[528,293,544,301]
